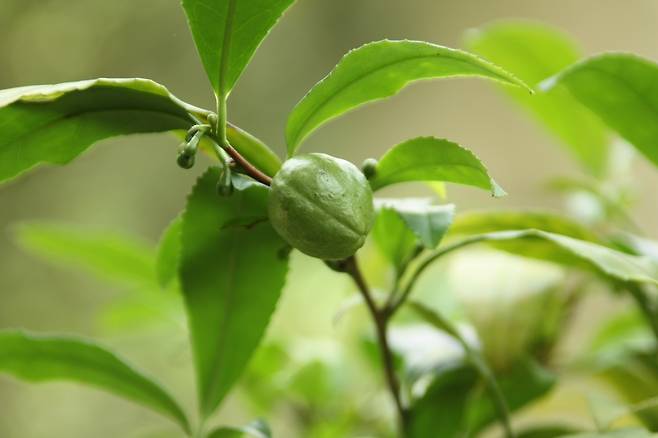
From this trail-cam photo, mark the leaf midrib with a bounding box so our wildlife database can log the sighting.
[289,47,512,147]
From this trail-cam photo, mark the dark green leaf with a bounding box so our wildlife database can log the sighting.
[14,222,156,287]
[369,137,505,196]
[544,53,658,169]
[465,21,610,175]
[155,216,183,289]
[207,419,272,438]
[0,78,196,183]
[468,358,556,432]
[182,0,295,94]
[286,40,530,153]
[377,199,455,249]
[516,425,581,438]
[180,169,288,417]
[0,330,190,433]
[408,363,476,438]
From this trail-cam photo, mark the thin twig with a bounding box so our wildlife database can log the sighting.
[224,143,272,186]
[343,256,408,435]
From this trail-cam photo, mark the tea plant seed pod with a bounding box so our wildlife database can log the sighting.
[268,153,375,260]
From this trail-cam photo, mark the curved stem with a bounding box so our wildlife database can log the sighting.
[390,235,488,314]
[343,256,408,435]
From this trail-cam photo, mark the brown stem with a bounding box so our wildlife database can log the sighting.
[223,144,273,186]
[344,256,408,436]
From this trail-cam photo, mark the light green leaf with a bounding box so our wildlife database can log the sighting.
[376,199,455,249]
[372,207,419,272]
[180,169,288,417]
[286,39,530,153]
[0,78,197,183]
[465,21,610,175]
[448,210,600,242]
[562,430,656,438]
[155,216,183,289]
[14,222,156,287]
[440,230,658,286]
[207,419,271,438]
[369,137,505,196]
[544,53,658,169]
[182,0,295,94]
[0,330,190,433]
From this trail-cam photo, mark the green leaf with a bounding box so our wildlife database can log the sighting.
[516,425,581,438]
[442,230,658,286]
[408,363,477,438]
[14,222,156,287]
[155,216,183,289]
[544,53,658,169]
[372,207,419,272]
[465,21,610,175]
[376,199,455,249]
[0,330,190,433]
[180,169,289,417]
[369,137,505,196]
[286,40,531,153]
[207,419,271,438]
[182,0,295,94]
[448,210,600,242]
[0,78,196,183]
[562,429,656,438]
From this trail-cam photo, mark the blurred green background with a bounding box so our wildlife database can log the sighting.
[1,0,658,437]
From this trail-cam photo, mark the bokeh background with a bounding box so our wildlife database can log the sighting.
[1,0,658,437]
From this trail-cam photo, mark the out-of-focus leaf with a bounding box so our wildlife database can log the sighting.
[468,358,556,432]
[180,169,288,417]
[155,216,183,289]
[207,419,271,438]
[516,425,581,438]
[408,363,476,438]
[600,351,658,430]
[286,40,530,153]
[0,330,190,433]
[182,0,295,94]
[377,199,455,249]
[408,355,555,438]
[561,429,656,438]
[14,222,156,287]
[448,210,600,242]
[466,21,610,175]
[442,230,658,285]
[543,53,658,169]
[369,137,505,196]
[0,78,196,183]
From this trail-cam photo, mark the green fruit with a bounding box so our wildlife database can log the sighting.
[268,153,375,260]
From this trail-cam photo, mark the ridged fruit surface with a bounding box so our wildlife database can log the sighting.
[268,153,375,260]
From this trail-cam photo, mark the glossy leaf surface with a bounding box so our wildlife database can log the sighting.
[182,0,295,94]
[286,40,530,153]
[0,78,195,183]
[369,137,505,196]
